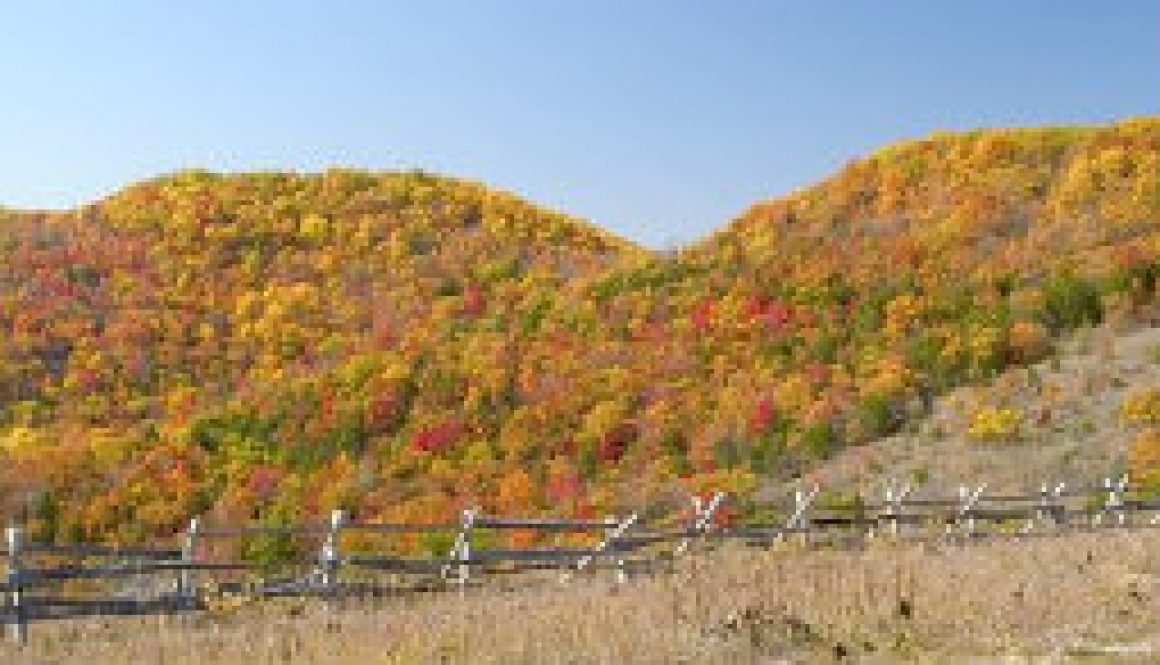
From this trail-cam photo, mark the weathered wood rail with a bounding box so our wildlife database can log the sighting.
[3,476,1158,645]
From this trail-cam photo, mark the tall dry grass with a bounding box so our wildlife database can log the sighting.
[2,530,1157,664]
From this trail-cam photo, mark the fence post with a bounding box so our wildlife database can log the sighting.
[609,514,627,585]
[884,483,911,538]
[1033,482,1065,530]
[570,512,638,581]
[1054,483,1069,527]
[457,508,475,588]
[1102,476,1128,527]
[1033,483,1048,530]
[6,526,27,647]
[442,508,476,588]
[957,484,986,537]
[179,516,201,601]
[675,492,725,557]
[785,486,818,545]
[320,509,347,596]
[958,485,971,537]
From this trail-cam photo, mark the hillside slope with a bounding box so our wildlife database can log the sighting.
[567,117,1160,494]
[0,170,646,541]
[0,118,1157,549]
[769,321,1160,500]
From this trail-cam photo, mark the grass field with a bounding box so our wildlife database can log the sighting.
[3,529,1157,665]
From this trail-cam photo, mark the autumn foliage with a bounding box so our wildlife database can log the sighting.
[0,119,1157,547]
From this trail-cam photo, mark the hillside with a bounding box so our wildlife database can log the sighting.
[0,118,1158,550]
[665,117,1160,494]
[0,170,645,542]
[772,321,1160,500]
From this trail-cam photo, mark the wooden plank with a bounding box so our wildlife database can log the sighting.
[809,516,874,527]
[342,522,458,534]
[20,560,255,584]
[981,494,1045,503]
[197,524,329,538]
[353,542,651,569]
[1,596,201,622]
[472,517,619,532]
[892,497,962,508]
[615,530,693,547]
[962,508,1037,521]
[467,547,619,564]
[874,512,935,525]
[1122,499,1160,510]
[22,543,183,559]
[344,556,446,575]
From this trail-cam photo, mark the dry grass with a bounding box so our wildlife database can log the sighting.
[4,530,1158,665]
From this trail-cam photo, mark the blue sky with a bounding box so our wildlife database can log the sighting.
[1,1,1156,248]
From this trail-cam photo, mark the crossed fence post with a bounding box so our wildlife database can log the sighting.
[1098,475,1129,527]
[442,508,477,588]
[675,491,726,557]
[569,512,638,584]
[782,485,818,544]
[1031,482,1066,531]
[5,525,27,647]
[883,482,911,538]
[957,484,986,537]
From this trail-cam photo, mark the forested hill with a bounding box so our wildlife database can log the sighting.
[0,118,1157,547]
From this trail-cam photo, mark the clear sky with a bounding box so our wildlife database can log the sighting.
[1,1,1156,248]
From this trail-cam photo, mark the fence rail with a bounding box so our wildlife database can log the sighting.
[4,475,1159,646]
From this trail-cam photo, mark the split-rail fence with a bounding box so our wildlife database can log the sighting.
[3,475,1159,646]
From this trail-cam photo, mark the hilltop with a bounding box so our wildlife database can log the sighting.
[0,118,1157,549]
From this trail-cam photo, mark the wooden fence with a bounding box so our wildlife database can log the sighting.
[3,475,1160,646]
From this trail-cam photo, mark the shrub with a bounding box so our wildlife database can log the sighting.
[1120,387,1160,426]
[748,398,777,436]
[749,427,787,475]
[906,333,948,388]
[855,394,902,442]
[1040,273,1103,332]
[412,421,463,454]
[798,422,837,459]
[598,423,637,463]
[241,503,304,570]
[1129,428,1160,492]
[967,407,1023,443]
[968,325,1009,379]
[419,530,457,558]
[661,431,693,477]
[577,441,600,480]
[1008,320,1049,362]
[714,437,743,470]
